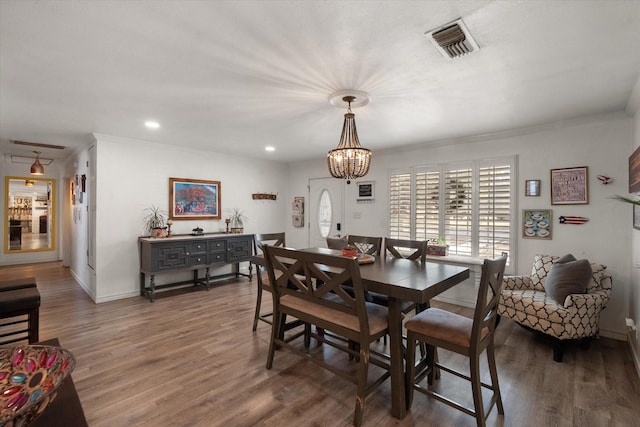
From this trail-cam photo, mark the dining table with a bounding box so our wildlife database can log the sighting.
[251,247,470,419]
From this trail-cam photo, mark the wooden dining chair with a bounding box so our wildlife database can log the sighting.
[263,246,391,427]
[384,238,427,262]
[252,232,286,331]
[347,235,382,256]
[404,254,507,427]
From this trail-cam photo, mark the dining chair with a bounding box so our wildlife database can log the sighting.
[383,238,427,262]
[263,246,391,427]
[404,254,507,427]
[347,235,383,256]
[252,232,286,331]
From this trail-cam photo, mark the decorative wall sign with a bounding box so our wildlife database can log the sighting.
[559,215,589,224]
[522,209,552,239]
[252,193,277,200]
[630,145,640,193]
[292,196,304,227]
[169,178,221,220]
[525,180,540,196]
[551,166,588,205]
[357,181,374,201]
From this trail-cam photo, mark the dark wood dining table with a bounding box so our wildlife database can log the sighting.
[252,247,470,419]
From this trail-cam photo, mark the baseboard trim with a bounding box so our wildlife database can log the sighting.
[628,331,640,380]
[600,328,628,341]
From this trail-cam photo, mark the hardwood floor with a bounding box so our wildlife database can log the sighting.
[1,261,639,426]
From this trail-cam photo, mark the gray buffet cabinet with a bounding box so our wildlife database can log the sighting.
[139,233,253,302]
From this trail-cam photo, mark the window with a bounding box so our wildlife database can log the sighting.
[389,157,515,259]
[317,189,332,238]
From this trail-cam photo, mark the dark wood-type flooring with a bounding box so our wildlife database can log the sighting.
[1,261,638,426]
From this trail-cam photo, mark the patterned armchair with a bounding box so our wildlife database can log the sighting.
[497,254,612,362]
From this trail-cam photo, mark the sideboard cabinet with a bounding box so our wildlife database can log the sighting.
[139,233,253,302]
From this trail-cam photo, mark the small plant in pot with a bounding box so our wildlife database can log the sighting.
[143,205,168,237]
[227,208,248,234]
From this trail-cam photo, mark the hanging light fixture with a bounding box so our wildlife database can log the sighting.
[327,92,371,184]
[30,151,44,175]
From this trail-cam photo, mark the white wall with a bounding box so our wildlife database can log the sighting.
[65,134,289,303]
[287,112,633,339]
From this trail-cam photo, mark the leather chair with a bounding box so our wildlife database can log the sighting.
[497,254,612,362]
[405,254,507,427]
[264,246,390,427]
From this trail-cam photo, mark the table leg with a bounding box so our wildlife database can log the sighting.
[205,267,211,291]
[388,296,406,419]
[149,274,156,302]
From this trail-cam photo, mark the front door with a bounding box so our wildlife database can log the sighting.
[308,177,344,248]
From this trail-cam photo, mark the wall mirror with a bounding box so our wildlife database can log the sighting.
[4,176,56,253]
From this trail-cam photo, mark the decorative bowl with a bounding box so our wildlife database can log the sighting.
[0,345,76,427]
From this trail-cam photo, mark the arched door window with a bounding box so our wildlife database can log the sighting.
[317,189,332,238]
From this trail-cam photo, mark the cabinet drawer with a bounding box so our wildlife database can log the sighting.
[190,241,207,253]
[190,254,208,266]
[210,253,225,264]
[208,240,226,253]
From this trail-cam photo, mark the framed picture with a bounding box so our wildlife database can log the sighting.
[629,145,640,193]
[357,181,374,201]
[634,205,640,231]
[169,178,221,220]
[525,180,540,196]
[550,166,588,205]
[522,209,552,239]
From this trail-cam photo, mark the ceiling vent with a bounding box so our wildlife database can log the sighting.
[425,18,479,59]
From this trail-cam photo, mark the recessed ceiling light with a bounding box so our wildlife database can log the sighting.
[265,146,275,152]
[145,121,160,129]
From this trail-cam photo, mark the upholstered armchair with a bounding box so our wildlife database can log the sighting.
[497,254,612,362]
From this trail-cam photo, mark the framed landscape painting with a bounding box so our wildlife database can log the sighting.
[169,178,221,220]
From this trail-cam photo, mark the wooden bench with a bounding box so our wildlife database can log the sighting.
[0,277,40,345]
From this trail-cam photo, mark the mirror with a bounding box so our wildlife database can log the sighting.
[5,176,56,253]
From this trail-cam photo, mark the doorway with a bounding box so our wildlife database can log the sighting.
[308,177,344,248]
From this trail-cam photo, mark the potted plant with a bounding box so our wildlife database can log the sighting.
[426,237,448,256]
[227,208,248,234]
[143,205,167,237]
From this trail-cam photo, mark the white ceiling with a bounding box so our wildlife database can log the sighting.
[1,0,640,166]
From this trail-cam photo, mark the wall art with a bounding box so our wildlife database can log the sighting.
[522,209,552,239]
[551,166,588,205]
[169,178,221,220]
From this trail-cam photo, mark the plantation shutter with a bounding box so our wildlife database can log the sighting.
[478,163,512,259]
[389,172,412,239]
[443,167,473,256]
[415,169,440,241]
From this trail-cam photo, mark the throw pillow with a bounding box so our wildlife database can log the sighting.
[545,257,592,306]
[326,236,348,250]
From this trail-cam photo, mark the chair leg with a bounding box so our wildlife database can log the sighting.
[487,341,504,414]
[426,344,436,385]
[29,307,39,344]
[405,333,417,410]
[252,281,263,331]
[353,345,369,427]
[553,339,565,363]
[469,351,486,427]
[266,310,283,369]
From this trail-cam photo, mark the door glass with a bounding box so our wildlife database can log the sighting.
[317,189,332,238]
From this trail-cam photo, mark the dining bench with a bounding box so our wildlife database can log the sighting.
[0,277,41,344]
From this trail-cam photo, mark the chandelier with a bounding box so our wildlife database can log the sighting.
[327,94,371,183]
